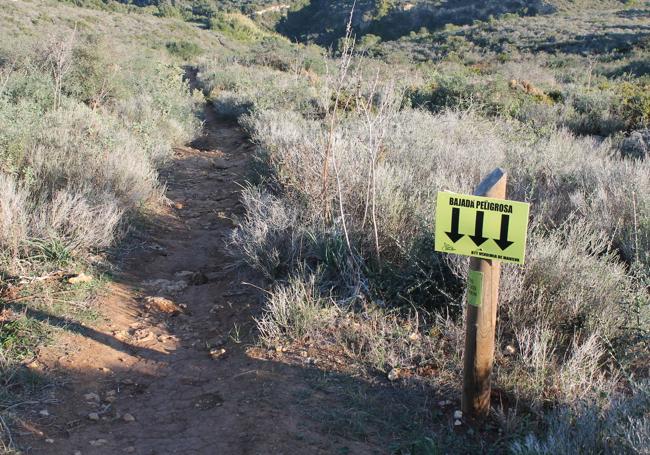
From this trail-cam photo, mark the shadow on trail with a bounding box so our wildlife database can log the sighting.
[5,302,163,362]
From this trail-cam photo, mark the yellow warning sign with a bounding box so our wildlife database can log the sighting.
[434,191,530,265]
[467,270,483,307]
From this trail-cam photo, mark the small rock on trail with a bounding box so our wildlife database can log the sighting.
[68,272,93,284]
[143,296,183,315]
[142,278,188,294]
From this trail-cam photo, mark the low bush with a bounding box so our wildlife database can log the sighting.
[617,80,650,130]
[165,40,203,60]
[197,60,322,119]
[245,38,327,75]
[620,128,650,159]
[257,274,337,345]
[511,381,650,454]
[0,31,199,273]
[404,61,650,137]
[406,69,555,122]
[230,187,300,279]
[208,12,269,42]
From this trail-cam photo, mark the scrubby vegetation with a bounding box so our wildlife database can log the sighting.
[193,3,649,452]
[1,0,649,452]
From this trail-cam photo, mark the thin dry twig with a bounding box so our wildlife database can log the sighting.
[0,414,14,450]
[320,3,356,224]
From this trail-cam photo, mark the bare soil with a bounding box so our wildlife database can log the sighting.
[13,95,390,454]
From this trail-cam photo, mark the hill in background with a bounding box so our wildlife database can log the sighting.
[274,0,642,47]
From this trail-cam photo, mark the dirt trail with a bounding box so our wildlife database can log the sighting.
[17,81,380,454]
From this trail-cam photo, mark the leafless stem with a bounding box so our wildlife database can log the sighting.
[356,70,397,267]
[330,135,353,257]
[320,4,356,221]
[41,27,77,110]
[0,414,13,450]
[632,191,639,265]
[0,62,15,96]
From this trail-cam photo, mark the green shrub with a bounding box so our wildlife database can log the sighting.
[617,80,650,130]
[191,0,216,22]
[246,38,327,75]
[155,2,182,19]
[406,71,528,117]
[64,36,123,108]
[208,13,266,42]
[564,88,625,135]
[165,40,203,61]
[406,67,649,136]
[0,317,49,362]
[197,61,322,119]
[2,69,54,114]
[357,34,382,52]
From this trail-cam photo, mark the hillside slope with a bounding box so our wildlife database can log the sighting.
[375,4,650,63]
[275,0,637,46]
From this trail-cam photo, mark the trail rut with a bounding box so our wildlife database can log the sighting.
[17,87,380,454]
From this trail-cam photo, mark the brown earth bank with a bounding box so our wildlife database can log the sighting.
[11,91,399,455]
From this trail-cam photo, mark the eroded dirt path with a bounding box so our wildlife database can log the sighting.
[17,92,381,454]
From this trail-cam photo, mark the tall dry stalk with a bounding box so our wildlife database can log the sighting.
[357,73,398,266]
[0,62,14,96]
[319,2,400,267]
[41,28,77,110]
[320,6,356,222]
[318,5,358,265]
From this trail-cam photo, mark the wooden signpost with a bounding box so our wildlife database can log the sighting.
[434,168,530,418]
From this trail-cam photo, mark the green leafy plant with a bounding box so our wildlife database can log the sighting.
[165,40,203,61]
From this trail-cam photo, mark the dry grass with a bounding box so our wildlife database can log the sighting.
[197,59,323,120]
[204,32,650,450]
[511,380,650,454]
[0,6,202,273]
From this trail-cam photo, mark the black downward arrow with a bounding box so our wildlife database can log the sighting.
[469,211,488,247]
[445,207,464,243]
[494,214,514,250]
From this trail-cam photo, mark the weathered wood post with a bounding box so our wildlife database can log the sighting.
[435,167,529,420]
[462,168,506,418]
